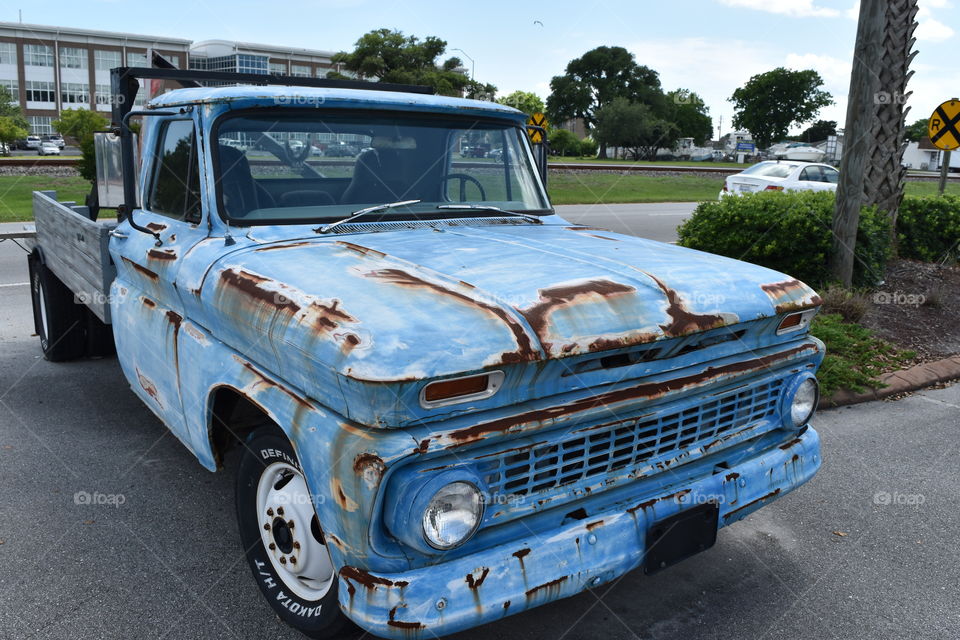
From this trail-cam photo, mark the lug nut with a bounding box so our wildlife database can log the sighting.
[277,507,284,516]
[269,543,276,551]
[263,523,271,531]
[288,520,294,529]
[290,557,297,565]
[267,508,274,516]
[280,557,287,565]
[293,542,301,550]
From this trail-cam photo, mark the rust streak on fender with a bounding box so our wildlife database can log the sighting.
[339,566,408,589]
[525,576,567,599]
[465,567,490,590]
[141,297,157,309]
[147,248,177,261]
[122,257,159,282]
[233,355,313,410]
[145,222,167,232]
[365,268,538,363]
[446,344,816,445]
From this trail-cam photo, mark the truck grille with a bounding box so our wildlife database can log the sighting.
[478,378,784,498]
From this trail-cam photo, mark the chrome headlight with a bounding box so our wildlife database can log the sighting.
[422,481,484,550]
[781,374,819,428]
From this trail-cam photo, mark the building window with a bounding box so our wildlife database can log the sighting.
[162,54,180,68]
[126,51,148,67]
[24,44,54,67]
[0,79,18,100]
[60,46,88,69]
[95,49,121,70]
[290,64,311,77]
[61,82,89,105]
[269,62,287,75]
[237,54,267,74]
[25,80,55,103]
[0,42,17,66]
[95,83,112,105]
[28,116,54,135]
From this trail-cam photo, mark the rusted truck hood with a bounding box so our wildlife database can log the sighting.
[198,223,820,388]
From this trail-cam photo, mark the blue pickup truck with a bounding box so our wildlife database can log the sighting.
[27,66,824,638]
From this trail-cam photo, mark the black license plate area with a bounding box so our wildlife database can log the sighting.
[643,502,719,575]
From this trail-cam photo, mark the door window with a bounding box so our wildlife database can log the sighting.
[147,119,202,222]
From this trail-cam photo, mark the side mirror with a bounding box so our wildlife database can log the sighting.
[94,131,139,210]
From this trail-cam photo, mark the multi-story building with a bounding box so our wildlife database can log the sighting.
[0,22,340,135]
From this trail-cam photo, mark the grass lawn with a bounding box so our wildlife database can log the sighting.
[548,172,724,204]
[550,157,746,169]
[903,181,960,197]
[0,176,91,223]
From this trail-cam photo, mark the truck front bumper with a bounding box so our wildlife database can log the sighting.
[338,426,821,638]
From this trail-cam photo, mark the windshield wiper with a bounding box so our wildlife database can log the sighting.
[316,199,421,234]
[436,204,542,224]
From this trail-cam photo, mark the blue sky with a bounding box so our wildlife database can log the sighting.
[9,0,958,137]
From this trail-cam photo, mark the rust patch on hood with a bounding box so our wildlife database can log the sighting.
[643,272,734,336]
[445,343,817,446]
[220,268,301,314]
[254,241,313,252]
[365,268,538,363]
[760,279,823,313]
[308,299,355,333]
[519,280,636,346]
[337,241,387,259]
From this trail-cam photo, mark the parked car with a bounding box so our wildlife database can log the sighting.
[720,161,839,199]
[24,135,42,150]
[37,141,61,156]
[43,133,65,149]
[27,68,825,640]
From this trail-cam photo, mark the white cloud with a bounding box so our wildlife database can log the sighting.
[916,16,956,41]
[717,0,840,18]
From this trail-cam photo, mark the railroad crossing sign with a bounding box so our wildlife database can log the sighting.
[527,112,548,143]
[928,99,960,151]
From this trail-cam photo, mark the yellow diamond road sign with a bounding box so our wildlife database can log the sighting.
[928,99,960,151]
[527,112,548,143]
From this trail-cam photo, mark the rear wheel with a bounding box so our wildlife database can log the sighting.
[28,253,87,361]
[236,427,349,638]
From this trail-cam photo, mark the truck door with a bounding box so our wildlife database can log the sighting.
[109,116,207,438]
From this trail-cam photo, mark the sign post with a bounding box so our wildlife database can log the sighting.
[526,113,549,185]
[928,98,960,196]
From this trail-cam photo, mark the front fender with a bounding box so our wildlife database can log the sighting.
[175,318,417,569]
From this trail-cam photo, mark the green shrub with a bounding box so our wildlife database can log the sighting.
[677,190,891,287]
[579,136,598,157]
[897,195,960,262]
[548,128,581,156]
[811,313,915,396]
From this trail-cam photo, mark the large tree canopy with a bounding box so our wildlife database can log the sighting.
[593,98,679,161]
[496,90,544,116]
[665,89,713,145]
[330,28,494,98]
[547,46,664,157]
[729,67,833,149]
[799,119,838,143]
[0,86,29,155]
[904,118,929,142]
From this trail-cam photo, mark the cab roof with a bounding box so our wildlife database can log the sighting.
[148,85,526,121]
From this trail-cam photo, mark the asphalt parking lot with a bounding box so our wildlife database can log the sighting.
[0,211,958,640]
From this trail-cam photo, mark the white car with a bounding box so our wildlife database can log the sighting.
[25,135,42,150]
[720,161,839,199]
[38,141,61,156]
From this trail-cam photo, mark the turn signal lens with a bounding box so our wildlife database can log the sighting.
[778,313,804,331]
[424,375,490,402]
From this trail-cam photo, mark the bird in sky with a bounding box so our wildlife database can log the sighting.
[533,20,544,27]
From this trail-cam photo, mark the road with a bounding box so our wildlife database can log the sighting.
[1,207,958,639]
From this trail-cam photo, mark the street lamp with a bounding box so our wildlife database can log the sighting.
[451,48,474,81]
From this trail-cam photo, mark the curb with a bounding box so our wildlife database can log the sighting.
[821,355,960,408]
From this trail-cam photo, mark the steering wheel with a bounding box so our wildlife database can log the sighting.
[441,173,487,202]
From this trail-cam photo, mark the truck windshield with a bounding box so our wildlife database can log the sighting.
[214,111,550,225]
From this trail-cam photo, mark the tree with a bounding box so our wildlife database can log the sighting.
[665,89,713,145]
[331,29,490,97]
[729,68,833,149]
[0,86,29,154]
[53,108,109,182]
[904,118,929,142]
[593,98,679,161]
[546,46,665,157]
[800,119,837,143]
[496,91,544,116]
[548,128,581,156]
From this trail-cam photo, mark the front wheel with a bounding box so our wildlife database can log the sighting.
[236,427,349,638]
